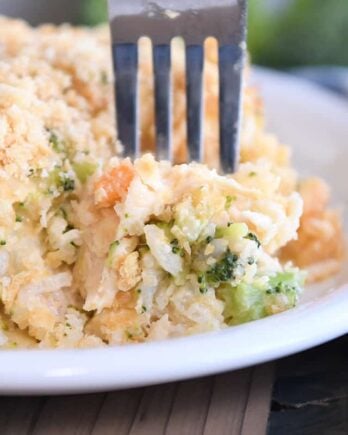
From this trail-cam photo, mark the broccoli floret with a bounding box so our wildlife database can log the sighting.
[61,175,75,192]
[49,131,66,153]
[245,232,261,248]
[195,250,239,293]
[267,271,303,297]
[197,273,208,293]
[206,250,239,284]
[73,161,97,184]
[47,169,75,193]
[218,269,304,325]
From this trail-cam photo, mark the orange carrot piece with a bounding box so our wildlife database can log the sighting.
[95,162,134,208]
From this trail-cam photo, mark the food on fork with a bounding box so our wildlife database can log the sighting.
[0,17,344,348]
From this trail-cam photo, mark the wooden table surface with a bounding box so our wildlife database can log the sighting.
[1,335,347,435]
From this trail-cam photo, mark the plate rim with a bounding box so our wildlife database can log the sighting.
[1,282,347,395]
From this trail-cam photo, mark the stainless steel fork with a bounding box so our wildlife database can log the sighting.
[108,0,247,172]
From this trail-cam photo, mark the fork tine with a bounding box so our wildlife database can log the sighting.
[186,44,204,162]
[153,44,172,161]
[109,0,247,168]
[112,43,139,159]
[218,44,244,173]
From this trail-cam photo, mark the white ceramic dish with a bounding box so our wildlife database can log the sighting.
[1,67,347,395]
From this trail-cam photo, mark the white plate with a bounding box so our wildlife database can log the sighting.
[1,68,347,395]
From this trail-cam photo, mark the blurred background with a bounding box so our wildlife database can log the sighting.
[249,0,348,68]
[2,0,348,66]
[1,0,348,94]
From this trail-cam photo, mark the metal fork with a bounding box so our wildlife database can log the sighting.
[108,0,247,172]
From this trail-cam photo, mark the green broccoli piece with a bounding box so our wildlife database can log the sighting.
[244,232,261,248]
[61,175,75,192]
[206,250,239,284]
[218,269,303,325]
